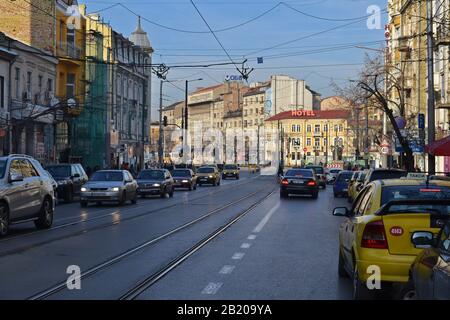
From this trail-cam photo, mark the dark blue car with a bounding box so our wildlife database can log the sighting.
[333,171,354,198]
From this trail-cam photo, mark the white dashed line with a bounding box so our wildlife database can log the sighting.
[240,243,251,249]
[201,282,223,295]
[247,234,257,240]
[219,265,235,274]
[231,252,245,260]
[253,202,280,233]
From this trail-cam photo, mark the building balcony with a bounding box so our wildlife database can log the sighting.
[57,42,84,61]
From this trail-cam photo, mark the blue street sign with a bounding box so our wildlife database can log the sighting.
[395,137,424,153]
[257,57,263,64]
[418,113,425,129]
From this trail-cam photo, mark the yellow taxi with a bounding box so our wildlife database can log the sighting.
[333,176,450,299]
[221,164,240,180]
[347,171,367,203]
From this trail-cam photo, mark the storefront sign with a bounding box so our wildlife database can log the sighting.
[291,110,316,117]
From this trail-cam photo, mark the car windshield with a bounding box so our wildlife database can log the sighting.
[306,166,324,174]
[337,172,353,182]
[370,170,407,182]
[172,170,191,177]
[0,160,6,179]
[198,167,214,173]
[47,166,71,177]
[224,165,237,170]
[91,171,123,181]
[285,170,313,178]
[138,170,164,180]
[382,186,450,205]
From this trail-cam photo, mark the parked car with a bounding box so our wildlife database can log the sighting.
[347,171,367,203]
[46,163,88,203]
[333,178,450,299]
[333,171,353,198]
[405,219,450,300]
[172,168,197,191]
[136,169,174,198]
[197,166,221,186]
[0,154,55,236]
[280,168,319,199]
[44,170,59,205]
[327,168,342,184]
[80,170,138,206]
[222,164,240,180]
[304,165,326,189]
[363,168,407,186]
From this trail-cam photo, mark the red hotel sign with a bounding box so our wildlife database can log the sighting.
[291,110,316,117]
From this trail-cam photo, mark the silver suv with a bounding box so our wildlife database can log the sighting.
[0,154,55,236]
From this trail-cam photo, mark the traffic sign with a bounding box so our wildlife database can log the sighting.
[418,113,425,129]
[303,147,307,152]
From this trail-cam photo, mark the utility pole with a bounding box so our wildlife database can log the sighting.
[184,80,188,165]
[158,80,164,167]
[365,102,369,169]
[426,0,436,174]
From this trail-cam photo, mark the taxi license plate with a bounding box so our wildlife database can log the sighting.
[92,192,107,196]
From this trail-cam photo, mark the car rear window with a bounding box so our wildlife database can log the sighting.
[285,170,313,177]
[198,167,214,173]
[370,170,407,182]
[47,166,71,177]
[306,167,324,174]
[384,203,450,216]
[337,172,353,182]
[172,170,191,177]
[381,186,450,205]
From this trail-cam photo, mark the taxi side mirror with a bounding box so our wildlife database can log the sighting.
[333,207,349,217]
[411,231,435,249]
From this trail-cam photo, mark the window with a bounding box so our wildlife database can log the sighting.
[255,108,258,115]
[307,125,311,132]
[334,124,338,132]
[26,71,32,95]
[38,75,43,93]
[296,125,301,132]
[339,124,343,132]
[0,76,4,108]
[9,160,21,176]
[324,124,328,132]
[314,137,320,147]
[15,68,20,99]
[292,125,296,132]
[47,78,53,94]
[306,138,311,146]
[20,160,39,177]
[314,124,320,133]
[66,73,76,98]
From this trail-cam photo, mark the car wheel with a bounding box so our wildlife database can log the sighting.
[280,190,288,198]
[217,180,221,186]
[34,197,53,230]
[194,184,197,190]
[311,192,318,199]
[160,189,167,198]
[189,184,193,191]
[131,193,138,204]
[80,201,88,207]
[353,265,369,300]
[169,190,174,198]
[400,279,416,300]
[334,193,338,198]
[236,175,239,180]
[322,184,326,189]
[64,188,73,203]
[222,175,225,179]
[0,203,9,237]
[119,192,126,205]
[213,180,217,187]
[338,249,348,278]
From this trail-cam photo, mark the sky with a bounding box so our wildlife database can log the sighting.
[82,0,388,109]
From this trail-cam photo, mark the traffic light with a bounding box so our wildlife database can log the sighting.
[163,116,168,127]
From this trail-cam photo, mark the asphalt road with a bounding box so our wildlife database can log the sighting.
[0,170,354,300]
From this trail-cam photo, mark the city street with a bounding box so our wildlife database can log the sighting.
[0,170,353,300]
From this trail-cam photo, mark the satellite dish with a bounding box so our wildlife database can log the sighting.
[67,98,77,109]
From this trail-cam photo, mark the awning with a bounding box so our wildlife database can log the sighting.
[426,135,450,156]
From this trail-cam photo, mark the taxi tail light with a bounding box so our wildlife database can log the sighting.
[281,179,289,186]
[307,180,317,186]
[361,220,389,249]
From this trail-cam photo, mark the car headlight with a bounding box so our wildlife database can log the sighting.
[153,183,161,187]
[112,187,120,192]
[182,179,189,183]
[209,175,213,178]
[81,187,88,192]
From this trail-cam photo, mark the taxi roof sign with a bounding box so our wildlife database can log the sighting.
[406,172,427,180]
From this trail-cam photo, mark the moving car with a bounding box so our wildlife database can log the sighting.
[348,171,367,203]
[332,178,450,299]
[46,163,88,203]
[80,170,138,206]
[327,168,342,184]
[197,166,221,186]
[222,164,240,180]
[363,168,407,186]
[333,171,353,198]
[172,168,197,191]
[0,154,55,236]
[305,165,326,189]
[136,169,174,198]
[280,168,319,199]
[406,219,450,300]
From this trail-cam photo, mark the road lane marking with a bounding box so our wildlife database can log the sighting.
[201,282,223,295]
[240,243,251,249]
[247,234,257,240]
[232,252,245,260]
[219,265,235,274]
[253,202,280,233]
